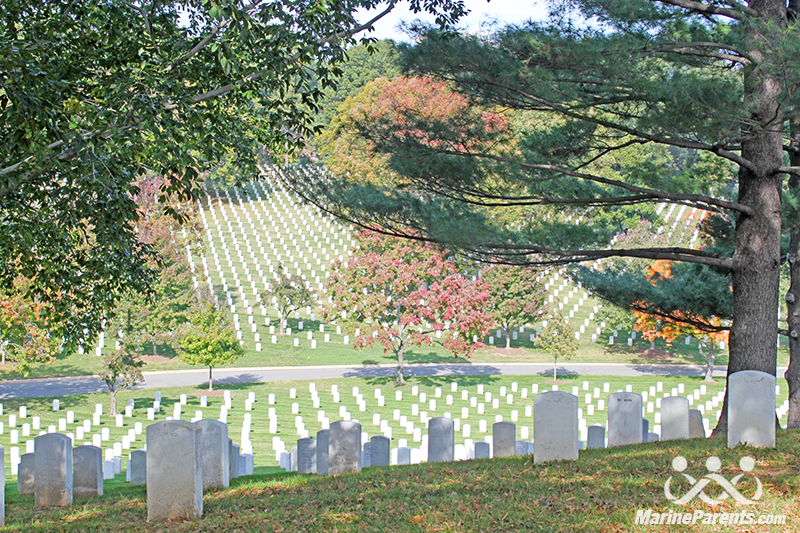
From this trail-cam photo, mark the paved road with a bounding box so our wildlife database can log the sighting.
[1,363,788,400]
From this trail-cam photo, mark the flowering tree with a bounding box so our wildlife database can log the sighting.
[480,264,547,348]
[326,230,491,385]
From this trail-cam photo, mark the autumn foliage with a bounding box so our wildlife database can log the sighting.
[325,230,491,384]
[318,76,508,184]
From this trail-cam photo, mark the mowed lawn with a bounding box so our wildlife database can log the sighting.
[2,430,798,532]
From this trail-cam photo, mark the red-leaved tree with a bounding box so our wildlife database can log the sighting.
[325,230,491,385]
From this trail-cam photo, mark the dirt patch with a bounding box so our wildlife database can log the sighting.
[198,389,226,396]
[138,354,174,363]
[637,349,674,361]
[492,348,528,357]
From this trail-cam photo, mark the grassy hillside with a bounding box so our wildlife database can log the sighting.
[3,430,798,532]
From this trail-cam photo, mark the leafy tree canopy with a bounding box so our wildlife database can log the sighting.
[0,0,466,347]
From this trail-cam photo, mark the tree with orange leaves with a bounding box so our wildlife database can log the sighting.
[0,276,61,375]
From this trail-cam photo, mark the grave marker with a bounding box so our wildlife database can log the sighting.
[18,452,35,495]
[492,421,516,457]
[370,436,390,467]
[728,370,776,448]
[146,421,203,521]
[608,392,643,447]
[533,392,579,463]
[316,429,330,475]
[428,417,455,463]
[195,420,230,489]
[130,449,147,485]
[34,433,73,508]
[329,421,361,475]
[661,397,690,441]
[73,445,103,498]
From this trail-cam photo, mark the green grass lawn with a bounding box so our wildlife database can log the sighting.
[2,324,789,382]
[2,429,798,532]
[2,374,790,482]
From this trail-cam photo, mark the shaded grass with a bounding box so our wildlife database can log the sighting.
[3,431,799,532]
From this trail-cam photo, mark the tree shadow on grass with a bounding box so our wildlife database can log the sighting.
[349,363,503,388]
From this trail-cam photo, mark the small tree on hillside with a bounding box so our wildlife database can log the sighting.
[100,349,144,417]
[536,311,578,381]
[177,304,243,391]
[263,269,313,334]
[480,264,547,349]
[326,230,492,385]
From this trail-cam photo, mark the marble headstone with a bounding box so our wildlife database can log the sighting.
[316,429,330,475]
[427,417,455,463]
[329,421,361,475]
[130,449,147,485]
[533,391,579,463]
[586,425,605,449]
[660,396,690,441]
[73,445,103,498]
[34,433,73,508]
[474,441,491,459]
[146,420,203,521]
[728,370,776,448]
[370,435,390,467]
[689,409,705,439]
[607,392,643,447]
[18,452,35,495]
[492,421,516,457]
[297,437,317,474]
[195,419,230,489]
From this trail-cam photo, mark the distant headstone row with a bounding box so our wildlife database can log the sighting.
[280,371,776,477]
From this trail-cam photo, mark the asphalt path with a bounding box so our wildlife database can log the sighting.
[1,363,788,400]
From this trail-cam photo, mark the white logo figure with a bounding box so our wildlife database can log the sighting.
[664,456,762,505]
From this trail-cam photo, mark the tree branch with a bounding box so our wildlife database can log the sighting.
[188,3,396,105]
[653,0,757,20]
[463,70,759,173]
[413,146,754,215]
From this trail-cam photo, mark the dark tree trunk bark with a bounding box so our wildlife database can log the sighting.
[785,211,800,427]
[713,0,786,435]
[784,116,800,427]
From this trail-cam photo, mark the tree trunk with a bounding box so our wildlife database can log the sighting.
[650,339,656,351]
[395,323,406,386]
[784,131,800,427]
[699,342,716,382]
[553,355,557,381]
[152,340,157,356]
[713,0,785,435]
[505,325,511,349]
[209,366,214,391]
[109,388,117,417]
